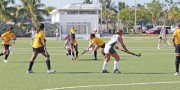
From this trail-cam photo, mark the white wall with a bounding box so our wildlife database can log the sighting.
[59,15,98,22]
[51,13,60,23]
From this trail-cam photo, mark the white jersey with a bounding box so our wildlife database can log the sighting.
[106,35,119,47]
[31,30,36,38]
[64,39,72,49]
[104,35,120,54]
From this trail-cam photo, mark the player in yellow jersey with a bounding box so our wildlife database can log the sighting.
[172,23,180,76]
[86,33,105,60]
[64,35,78,59]
[0,27,16,62]
[70,26,77,40]
[27,23,55,74]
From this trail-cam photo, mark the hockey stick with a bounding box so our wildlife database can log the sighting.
[120,49,141,57]
[115,46,141,57]
[74,49,88,60]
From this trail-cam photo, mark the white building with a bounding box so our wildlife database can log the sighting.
[50,3,101,40]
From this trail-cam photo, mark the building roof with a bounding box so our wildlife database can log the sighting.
[62,3,100,10]
[50,3,101,14]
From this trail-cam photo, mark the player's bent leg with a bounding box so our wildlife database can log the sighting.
[102,54,110,73]
[111,53,121,74]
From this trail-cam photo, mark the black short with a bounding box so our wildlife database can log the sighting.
[3,44,10,50]
[71,34,75,39]
[100,43,105,48]
[33,47,45,53]
[175,44,180,53]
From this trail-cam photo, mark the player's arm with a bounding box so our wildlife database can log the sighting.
[1,34,10,42]
[12,34,16,44]
[38,37,44,47]
[118,36,129,53]
[86,42,94,51]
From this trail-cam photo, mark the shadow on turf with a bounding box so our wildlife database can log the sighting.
[122,72,170,75]
[78,58,127,61]
[55,72,100,74]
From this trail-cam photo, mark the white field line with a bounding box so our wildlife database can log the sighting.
[43,81,180,90]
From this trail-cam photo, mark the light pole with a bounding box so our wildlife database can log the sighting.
[100,4,103,37]
[134,0,137,33]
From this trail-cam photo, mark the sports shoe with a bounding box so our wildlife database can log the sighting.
[27,70,34,74]
[102,70,109,73]
[47,69,56,74]
[3,59,8,63]
[174,72,179,76]
[113,69,121,74]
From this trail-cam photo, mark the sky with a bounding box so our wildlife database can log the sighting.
[14,0,179,9]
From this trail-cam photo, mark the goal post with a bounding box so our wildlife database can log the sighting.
[58,22,89,41]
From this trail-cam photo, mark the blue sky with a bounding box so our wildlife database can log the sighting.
[15,0,179,9]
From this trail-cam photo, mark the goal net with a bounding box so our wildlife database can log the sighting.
[58,22,90,41]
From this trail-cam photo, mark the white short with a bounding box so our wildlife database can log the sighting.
[104,45,111,54]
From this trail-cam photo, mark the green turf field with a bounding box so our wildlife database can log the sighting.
[0,34,180,90]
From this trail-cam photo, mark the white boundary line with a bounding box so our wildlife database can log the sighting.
[43,81,180,90]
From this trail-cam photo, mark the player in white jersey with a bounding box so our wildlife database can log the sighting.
[64,35,74,57]
[30,27,36,45]
[157,25,170,49]
[102,29,130,73]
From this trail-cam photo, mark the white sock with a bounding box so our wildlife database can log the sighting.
[102,61,108,70]
[9,47,12,52]
[157,44,160,48]
[164,44,166,48]
[114,60,119,70]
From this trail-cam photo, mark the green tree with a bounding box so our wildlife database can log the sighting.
[99,0,117,32]
[83,0,93,4]
[136,4,151,32]
[118,7,134,32]
[164,0,180,26]
[44,6,55,13]
[146,0,163,27]
[0,0,16,23]
[19,0,49,25]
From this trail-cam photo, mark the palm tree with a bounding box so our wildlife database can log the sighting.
[44,6,55,13]
[83,0,93,4]
[0,0,16,23]
[19,0,49,25]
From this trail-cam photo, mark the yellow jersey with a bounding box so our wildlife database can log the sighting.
[91,37,104,46]
[173,28,180,45]
[72,39,78,45]
[70,28,75,34]
[33,30,44,48]
[1,31,16,44]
